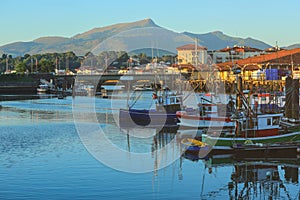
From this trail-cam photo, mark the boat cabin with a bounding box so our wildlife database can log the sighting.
[236,113,282,137]
[155,91,182,113]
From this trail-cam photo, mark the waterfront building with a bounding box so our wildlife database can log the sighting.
[208,46,264,64]
[176,44,207,65]
[217,48,300,82]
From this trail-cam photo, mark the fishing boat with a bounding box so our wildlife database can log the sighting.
[176,93,236,129]
[119,89,182,128]
[133,84,152,91]
[202,77,300,151]
[133,80,153,91]
[36,84,49,93]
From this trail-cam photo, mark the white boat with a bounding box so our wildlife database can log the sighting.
[36,84,49,93]
[133,84,153,91]
[133,80,153,91]
[176,93,236,128]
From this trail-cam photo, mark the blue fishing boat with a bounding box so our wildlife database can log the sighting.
[119,89,182,128]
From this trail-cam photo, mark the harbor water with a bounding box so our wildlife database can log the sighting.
[0,94,299,199]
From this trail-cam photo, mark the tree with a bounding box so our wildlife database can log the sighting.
[23,54,31,59]
[138,53,149,64]
[39,58,54,73]
[15,61,27,73]
[2,54,7,59]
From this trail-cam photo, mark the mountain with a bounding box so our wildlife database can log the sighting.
[0,18,275,56]
[72,18,158,40]
[286,43,300,49]
[183,31,272,50]
[0,18,159,56]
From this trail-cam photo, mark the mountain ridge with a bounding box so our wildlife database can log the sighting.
[72,18,159,40]
[183,31,271,50]
[0,18,278,56]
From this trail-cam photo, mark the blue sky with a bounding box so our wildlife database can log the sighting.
[1,0,299,47]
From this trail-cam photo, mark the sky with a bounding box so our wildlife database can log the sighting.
[0,0,299,47]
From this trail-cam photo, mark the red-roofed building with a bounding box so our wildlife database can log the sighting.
[208,45,264,64]
[176,44,207,65]
[217,48,300,81]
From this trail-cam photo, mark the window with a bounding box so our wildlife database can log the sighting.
[273,117,279,125]
[206,106,212,111]
[170,97,175,104]
[267,118,271,126]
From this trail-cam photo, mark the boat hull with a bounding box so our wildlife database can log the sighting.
[202,132,300,148]
[177,115,235,128]
[119,108,179,128]
[37,88,49,93]
[233,142,300,158]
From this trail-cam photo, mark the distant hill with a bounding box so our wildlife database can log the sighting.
[0,18,278,57]
[286,43,300,49]
[183,31,272,50]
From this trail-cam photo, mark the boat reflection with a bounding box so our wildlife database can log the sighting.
[182,153,299,200]
[120,126,179,151]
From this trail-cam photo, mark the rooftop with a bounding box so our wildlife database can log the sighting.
[217,48,300,68]
[218,46,262,53]
[176,44,207,51]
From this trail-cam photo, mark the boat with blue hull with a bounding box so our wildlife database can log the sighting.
[119,89,182,128]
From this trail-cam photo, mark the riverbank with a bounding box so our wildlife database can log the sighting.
[0,84,38,94]
[0,94,42,101]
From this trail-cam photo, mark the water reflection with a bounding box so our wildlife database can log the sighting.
[0,96,299,199]
[182,153,299,200]
[120,127,299,200]
[0,106,74,124]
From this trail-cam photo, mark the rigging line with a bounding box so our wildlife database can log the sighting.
[128,91,143,109]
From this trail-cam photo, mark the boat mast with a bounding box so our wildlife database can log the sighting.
[30,57,33,73]
[5,55,8,73]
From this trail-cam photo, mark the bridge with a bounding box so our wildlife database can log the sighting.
[58,73,186,87]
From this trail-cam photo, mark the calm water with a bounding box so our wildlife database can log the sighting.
[0,95,299,199]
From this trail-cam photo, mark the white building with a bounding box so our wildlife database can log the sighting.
[176,44,207,65]
[209,46,264,64]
